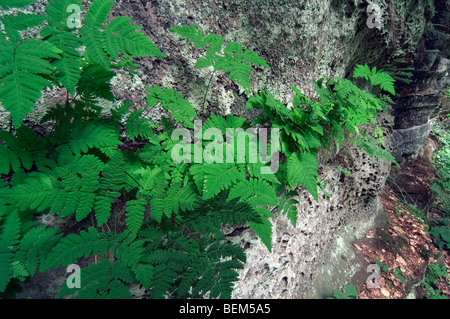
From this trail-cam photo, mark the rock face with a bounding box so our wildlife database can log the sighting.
[2,0,449,298]
[390,0,449,162]
[106,0,445,298]
[391,93,441,162]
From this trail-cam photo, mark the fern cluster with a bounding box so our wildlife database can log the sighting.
[0,0,398,299]
[169,25,270,94]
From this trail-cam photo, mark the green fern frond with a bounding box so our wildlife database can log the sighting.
[0,145,21,174]
[0,38,61,127]
[84,0,115,28]
[15,225,62,276]
[0,125,51,173]
[146,85,199,129]
[170,25,269,93]
[0,0,36,9]
[351,135,398,165]
[76,64,115,101]
[169,25,205,43]
[41,0,83,95]
[3,155,105,220]
[248,218,273,252]
[2,175,73,216]
[353,64,396,95]
[66,121,121,155]
[1,14,45,43]
[57,259,132,299]
[0,210,20,292]
[133,166,167,197]
[126,109,159,143]
[286,152,319,200]
[227,178,278,207]
[202,113,246,135]
[81,0,165,69]
[189,163,246,199]
[150,182,197,223]
[43,227,110,271]
[80,25,110,69]
[126,198,147,235]
[103,17,166,58]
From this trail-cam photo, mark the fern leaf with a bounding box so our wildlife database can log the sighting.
[1,14,45,43]
[170,26,269,93]
[57,259,132,299]
[194,33,223,55]
[84,0,115,29]
[0,39,61,127]
[93,194,115,226]
[0,145,20,174]
[15,225,61,276]
[126,109,159,143]
[243,49,270,69]
[146,85,198,129]
[248,218,273,252]
[80,25,110,69]
[41,0,83,95]
[169,25,204,43]
[150,183,197,222]
[286,152,319,200]
[227,178,278,206]
[0,0,36,9]
[134,166,166,197]
[81,0,165,68]
[76,64,115,101]
[0,210,20,292]
[43,227,110,271]
[2,175,63,214]
[353,64,396,95]
[104,19,166,58]
[126,199,147,235]
[67,122,121,155]
[189,163,245,199]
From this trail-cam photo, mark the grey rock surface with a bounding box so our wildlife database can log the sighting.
[391,120,435,162]
[1,0,448,299]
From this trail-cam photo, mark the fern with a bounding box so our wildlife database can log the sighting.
[286,152,319,200]
[170,25,269,93]
[351,135,398,165]
[146,85,199,129]
[0,0,401,299]
[353,64,396,95]
[125,199,147,235]
[189,163,246,199]
[0,39,61,127]
[1,14,45,43]
[81,0,165,69]
[76,64,115,101]
[0,210,20,291]
[125,109,160,144]
[0,1,36,9]
[278,190,299,227]
[64,121,121,156]
[41,0,83,95]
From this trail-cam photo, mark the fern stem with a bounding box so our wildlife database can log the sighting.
[201,71,216,115]
[125,171,143,189]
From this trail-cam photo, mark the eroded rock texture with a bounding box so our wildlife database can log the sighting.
[105,0,446,298]
[2,0,449,298]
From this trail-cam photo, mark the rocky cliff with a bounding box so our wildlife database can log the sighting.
[2,0,448,298]
[104,0,447,298]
